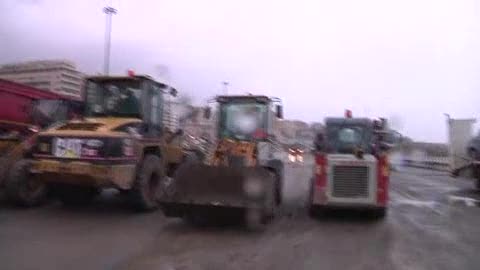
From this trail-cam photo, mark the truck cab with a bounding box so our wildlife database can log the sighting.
[309,114,398,218]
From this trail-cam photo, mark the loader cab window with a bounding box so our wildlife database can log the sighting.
[85,79,142,118]
[219,102,268,140]
[326,124,372,154]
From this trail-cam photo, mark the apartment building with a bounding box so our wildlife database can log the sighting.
[0,60,84,100]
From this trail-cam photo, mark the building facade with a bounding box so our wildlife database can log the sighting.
[182,106,216,142]
[0,60,84,100]
[163,99,187,132]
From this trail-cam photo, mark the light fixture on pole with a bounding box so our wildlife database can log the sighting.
[222,81,229,95]
[103,6,117,75]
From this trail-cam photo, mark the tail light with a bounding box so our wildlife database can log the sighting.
[315,153,327,188]
[377,154,389,206]
[81,139,104,157]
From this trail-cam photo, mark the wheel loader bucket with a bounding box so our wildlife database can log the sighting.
[162,163,273,209]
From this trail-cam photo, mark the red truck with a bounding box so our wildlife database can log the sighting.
[0,79,82,205]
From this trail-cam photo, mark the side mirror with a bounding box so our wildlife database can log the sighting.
[203,107,211,119]
[169,88,178,97]
[276,105,283,119]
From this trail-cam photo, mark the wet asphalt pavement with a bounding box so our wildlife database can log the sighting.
[1,157,480,270]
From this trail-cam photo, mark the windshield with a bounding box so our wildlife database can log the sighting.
[218,102,268,140]
[326,124,372,154]
[85,80,142,117]
[31,100,68,128]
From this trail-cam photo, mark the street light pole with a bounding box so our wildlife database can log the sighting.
[222,81,229,95]
[103,6,117,75]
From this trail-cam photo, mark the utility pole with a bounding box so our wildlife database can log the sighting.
[222,81,229,95]
[103,6,117,75]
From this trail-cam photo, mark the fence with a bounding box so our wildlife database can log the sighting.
[392,157,450,171]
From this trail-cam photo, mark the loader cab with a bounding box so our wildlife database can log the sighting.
[316,117,401,155]
[84,75,176,137]
[323,118,374,155]
[214,95,282,141]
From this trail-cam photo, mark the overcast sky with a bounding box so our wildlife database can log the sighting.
[1,0,479,142]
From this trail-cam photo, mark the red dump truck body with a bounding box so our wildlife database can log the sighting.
[0,79,65,124]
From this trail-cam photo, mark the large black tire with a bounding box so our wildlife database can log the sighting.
[55,185,99,206]
[159,154,201,219]
[245,207,267,231]
[372,207,387,219]
[308,205,321,217]
[307,177,316,217]
[264,171,278,220]
[468,149,480,189]
[274,169,283,206]
[130,154,164,211]
[5,159,47,207]
[161,154,199,216]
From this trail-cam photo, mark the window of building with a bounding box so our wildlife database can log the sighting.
[61,80,80,88]
[61,87,78,94]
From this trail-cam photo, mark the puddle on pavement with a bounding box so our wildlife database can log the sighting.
[392,199,437,208]
[447,195,480,207]
[394,195,480,209]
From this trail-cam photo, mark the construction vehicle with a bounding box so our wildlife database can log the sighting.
[10,74,188,210]
[160,95,284,229]
[447,117,480,188]
[0,79,82,205]
[308,111,401,218]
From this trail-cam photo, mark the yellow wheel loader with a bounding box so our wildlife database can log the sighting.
[160,95,285,229]
[12,75,191,211]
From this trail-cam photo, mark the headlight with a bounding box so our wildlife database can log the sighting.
[80,139,105,157]
[288,154,296,162]
[243,177,264,197]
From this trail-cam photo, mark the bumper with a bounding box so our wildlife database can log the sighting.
[311,186,383,208]
[31,159,136,189]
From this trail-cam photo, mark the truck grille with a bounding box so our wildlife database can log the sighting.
[332,166,369,198]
